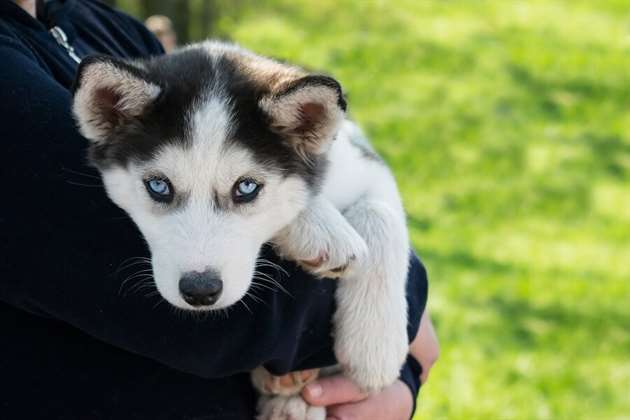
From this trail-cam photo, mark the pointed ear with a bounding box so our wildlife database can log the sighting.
[72,55,161,143]
[260,75,346,157]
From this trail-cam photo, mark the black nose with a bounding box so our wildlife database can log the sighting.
[179,269,223,307]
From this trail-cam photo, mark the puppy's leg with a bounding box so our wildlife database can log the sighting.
[272,196,368,278]
[333,198,410,392]
[257,395,326,420]
[252,367,326,420]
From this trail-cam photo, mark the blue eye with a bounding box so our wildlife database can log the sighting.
[238,180,257,195]
[149,179,169,195]
[233,178,262,203]
[144,177,173,203]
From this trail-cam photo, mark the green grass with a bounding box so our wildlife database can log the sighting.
[124,1,630,417]
[213,2,630,418]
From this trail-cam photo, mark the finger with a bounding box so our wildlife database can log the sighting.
[326,380,413,420]
[302,375,367,407]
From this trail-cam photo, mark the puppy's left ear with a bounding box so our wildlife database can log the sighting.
[72,55,161,144]
[260,75,346,157]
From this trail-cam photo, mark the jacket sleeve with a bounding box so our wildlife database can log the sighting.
[0,37,428,379]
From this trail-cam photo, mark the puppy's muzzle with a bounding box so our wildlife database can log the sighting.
[179,269,223,307]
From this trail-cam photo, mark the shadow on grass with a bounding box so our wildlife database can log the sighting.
[504,65,630,182]
[508,64,630,109]
[577,132,630,180]
[416,247,629,351]
[407,215,432,232]
[416,247,523,276]
[488,295,626,336]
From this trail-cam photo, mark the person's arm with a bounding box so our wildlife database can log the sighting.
[302,311,439,420]
[0,36,429,380]
[411,309,440,384]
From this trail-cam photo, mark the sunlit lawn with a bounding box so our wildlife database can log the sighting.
[111,0,630,417]
[213,1,630,418]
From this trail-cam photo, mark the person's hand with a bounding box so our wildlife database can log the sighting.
[302,310,439,419]
[303,376,412,420]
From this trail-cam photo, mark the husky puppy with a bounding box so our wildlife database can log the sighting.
[72,41,410,420]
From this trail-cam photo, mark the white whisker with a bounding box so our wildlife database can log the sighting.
[252,274,292,298]
[256,257,289,277]
[61,167,101,180]
[239,299,253,314]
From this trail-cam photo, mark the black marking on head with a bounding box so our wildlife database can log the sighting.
[214,55,330,189]
[73,44,344,190]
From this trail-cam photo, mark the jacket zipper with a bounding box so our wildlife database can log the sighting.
[49,26,81,64]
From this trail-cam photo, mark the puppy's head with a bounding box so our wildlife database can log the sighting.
[72,42,346,310]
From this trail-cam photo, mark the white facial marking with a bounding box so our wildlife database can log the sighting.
[101,95,309,311]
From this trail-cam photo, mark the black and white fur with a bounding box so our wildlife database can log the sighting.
[72,41,410,420]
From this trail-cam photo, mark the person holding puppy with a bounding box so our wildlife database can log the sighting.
[0,0,438,418]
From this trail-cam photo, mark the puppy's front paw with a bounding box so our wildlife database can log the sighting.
[257,395,326,420]
[276,218,368,280]
[334,315,408,393]
[273,207,368,279]
[296,222,368,279]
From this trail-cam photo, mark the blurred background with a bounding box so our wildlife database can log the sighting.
[107,0,630,418]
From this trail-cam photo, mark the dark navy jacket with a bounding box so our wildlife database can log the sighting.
[0,1,427,418]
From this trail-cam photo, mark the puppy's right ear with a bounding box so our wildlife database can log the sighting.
[72,55,161,143]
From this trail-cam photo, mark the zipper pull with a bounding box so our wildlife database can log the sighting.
[49,26,81,64]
